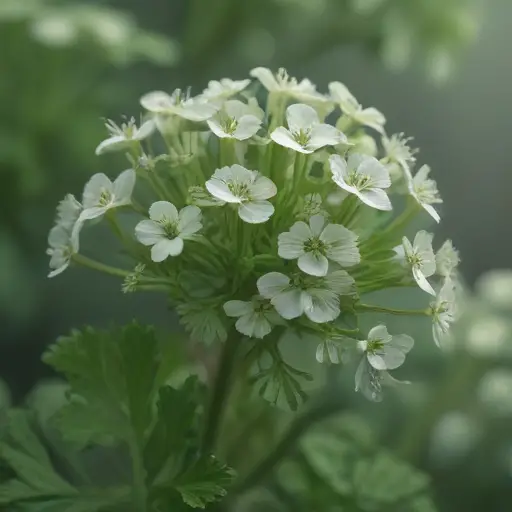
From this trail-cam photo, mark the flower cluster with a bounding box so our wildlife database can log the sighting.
[48,67,460,403]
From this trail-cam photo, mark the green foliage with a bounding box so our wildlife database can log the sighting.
[0,325,235,511]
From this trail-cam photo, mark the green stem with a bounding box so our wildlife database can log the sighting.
[72,254,132,278]
[231,398,344,494]
[356,303,429,316]
[202,332,239,454]
[128,433,148,511]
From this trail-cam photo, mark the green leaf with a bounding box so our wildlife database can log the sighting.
[144,377,203,483]
[353,451,431,507]
[42,323,162,448]
[177,303,228,345]
[174,455,235,509]
[0,411,77,505]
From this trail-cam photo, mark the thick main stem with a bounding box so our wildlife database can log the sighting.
[128,433,148,512]
[202,332,239,454]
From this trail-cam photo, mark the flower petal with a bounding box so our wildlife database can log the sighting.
[271,289,304,319]
[298,252,329,276]
[250,175,277,200]
[135,220,165,246]
[278,231,306,259]
[308,124,346,150]
[250,67,279,91]
[322,224,360,267]
[150,237,184,262]
[412,266,436,296]
[238,201,274,223]
[305,288,339,323]
[82,173,112,208]
[257,272,290,299]
[149,201,179,223]
[234,115,262,140]
[223,300,253,317]
[270,127,305,153]
[359,188,392,211]
[95,136,129,155]
[286,103,319,132]
[178,205,202,237]
[113,169,136,204]
[135,119,156,140]
[237,312,272,338]
[140,91,174,112]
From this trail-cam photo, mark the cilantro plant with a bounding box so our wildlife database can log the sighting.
[1,68,465,510]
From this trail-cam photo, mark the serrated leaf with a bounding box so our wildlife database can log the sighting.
[144,377,203,484]
[174,455,235,508]
[177,304,228,345]
[42,323,161,448]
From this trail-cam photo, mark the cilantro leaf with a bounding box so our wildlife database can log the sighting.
[173,455,235,509]
[42,323,162,448]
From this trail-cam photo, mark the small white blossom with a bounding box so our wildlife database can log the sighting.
[205,164,277,224]
[135,201,202,262]
[207,99,263,141]
[397,231,436,296]
[47,225,80,278]
[278,214,360,276]
[95,117,155,155]
[250,67,328,104]
[271,104,347,154]
[140,88,218,122]
[430,277,457,347]
[201,78,251,100]
[329,153,392,211]
[257,270,355,324]
[223,296,282,338]
[382,132,418,167]
[79,169,136,222]
[355,359,411,402]
[407,164,443,223]
[357,324,414,372]
[55,194,82,230]
[436,239,460,278]
[329,81,386,134]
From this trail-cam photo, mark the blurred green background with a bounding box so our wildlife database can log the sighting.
[1,0,511,510]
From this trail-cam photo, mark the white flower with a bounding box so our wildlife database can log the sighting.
[95,117,155,155]
[271,104,346,154]
[257,270,355,323]
[207,99,263,141]
[140,88,218,122]
[329,81,386,134]
[398,231,436,296]
[329,153,392,210]
[357,324,414,372]
[355,359,411,402]
[430,277,457,347]
[382,132,418,167]
[436,239,459,278]
[278,214,360,276]
[250,67,328,103]
[47,225,80,278]
[205,164,277,224]
[78,169,136,222]
[135,201,202,262]
[55,194,82,230]
[223,296,282,338]
[407,164,443,223]
[201,78,251,100]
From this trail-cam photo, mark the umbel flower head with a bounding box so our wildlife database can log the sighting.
[47,68,461,406]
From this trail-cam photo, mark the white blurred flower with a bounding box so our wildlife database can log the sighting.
[278,214,360,276]
[430,277,457,347]
[478,370,512,417]
[397,231,436,295]
[205,164,277,223]
[476,269,512,310]
[55,194,82,231]
[78,169,136,222]
[140,88,218,122]
[95,117,155,155]
[135,201,202,262]
[207,99,263,141]
[329,153,392,211]
[466,315,510,358]
[250,67,328,104]
[30,15,78,47]
[436,239,460,278]
[329,81,386,134]
[257,270,355,323]
[271,104,346,154]
[201,78,251,100]
[223,296,282,338]
[406,164,442,223]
